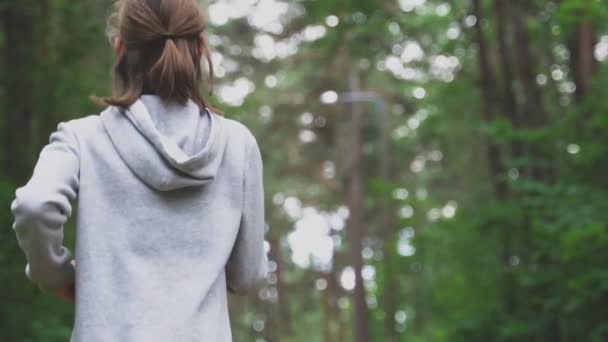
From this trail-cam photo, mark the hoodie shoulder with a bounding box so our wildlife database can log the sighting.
[61,114,104,137]
[220,117,258,149]
[50,115,104,149]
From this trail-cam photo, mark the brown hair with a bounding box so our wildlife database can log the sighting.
[102,0,214,110]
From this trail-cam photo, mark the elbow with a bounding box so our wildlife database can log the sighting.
[12,193,45,227]
[227,283,254,296]
[227,257,269,295]
[11,190,57,232]
[10,189,75,292]
[227,275,267,296]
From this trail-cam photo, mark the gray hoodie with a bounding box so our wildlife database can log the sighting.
[11,95,268,341]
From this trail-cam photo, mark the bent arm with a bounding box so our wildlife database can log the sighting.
[11,123,79,293]
[226,140,268,294]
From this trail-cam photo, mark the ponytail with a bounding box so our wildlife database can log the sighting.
[100,0,214,110]
[148,37,198,104]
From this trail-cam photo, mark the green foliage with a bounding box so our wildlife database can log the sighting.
[2,0,608,341]
[556,0,608,30]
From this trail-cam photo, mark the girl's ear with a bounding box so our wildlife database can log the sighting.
[113,36,124,55]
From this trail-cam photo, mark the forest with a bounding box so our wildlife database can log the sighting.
[2,0,608,341]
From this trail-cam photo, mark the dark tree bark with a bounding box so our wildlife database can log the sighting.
[510,0,555,184]
[474,0,524,333]
[569,20,598,103]
[511,1,549,129]
[493,0,520,315]
[263,297,279,342]
[471,0,509,199]
[347,69,370,342]
[494,0,523,158]
[1,2,37,183]
[568,4,603,185]
[37,0,58,151]
[511,3,561,340]
[268,235,291,339]
[321,271,335,342]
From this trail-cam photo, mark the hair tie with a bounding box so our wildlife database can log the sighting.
[162,33,178,40]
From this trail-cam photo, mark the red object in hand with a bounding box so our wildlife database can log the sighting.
[55,282,76,302]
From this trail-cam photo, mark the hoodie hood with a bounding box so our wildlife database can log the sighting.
[101,96,227,191]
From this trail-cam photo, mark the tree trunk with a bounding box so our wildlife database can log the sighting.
[268,235,291,339]
[474,0,523,333]
[347,69,370,342]
[472,0,508,199]
[511,0,554,183]
[1,2,37,183]
[511,2,560,340]
[37,0,57,150]
[569,20,597,103]
[511,1,549,129]
[494,0,523,158]
[567,4,602,184]
[321,271,335,342]
[263,298,279,342]
[493,0,522,318]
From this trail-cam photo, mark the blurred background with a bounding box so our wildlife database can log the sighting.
[2,0,608,341]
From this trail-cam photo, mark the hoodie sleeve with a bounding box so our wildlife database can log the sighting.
[11,122,79,293]
[226,139,268,294]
